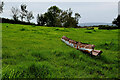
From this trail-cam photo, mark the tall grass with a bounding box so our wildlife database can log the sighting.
[1,23,119,78]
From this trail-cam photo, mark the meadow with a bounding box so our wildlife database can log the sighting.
[1,23,119,78]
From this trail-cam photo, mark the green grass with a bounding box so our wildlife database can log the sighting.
[1,23,119,78]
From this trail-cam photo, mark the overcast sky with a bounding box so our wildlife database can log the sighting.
[1,0,119,2]
[0,1,118,23]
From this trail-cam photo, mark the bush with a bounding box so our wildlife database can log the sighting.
[20,28,29,31]
[98,25,118,29]
[85,31,92,33]
[87,27,94,30]
[20,28,25,31]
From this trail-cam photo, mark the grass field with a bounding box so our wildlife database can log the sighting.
[1,23,119,78]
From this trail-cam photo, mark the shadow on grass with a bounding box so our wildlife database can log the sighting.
[90,55,112,64]
[78,50,112,64]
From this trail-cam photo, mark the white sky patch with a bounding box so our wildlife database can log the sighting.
[1,0,119,2]
[118,1,120,15]
[0,2,118,23]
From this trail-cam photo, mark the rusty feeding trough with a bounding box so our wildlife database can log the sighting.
[61,36,102,56]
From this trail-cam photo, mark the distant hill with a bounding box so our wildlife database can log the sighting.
[78,23,116,27]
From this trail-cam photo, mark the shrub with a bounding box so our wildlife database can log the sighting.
[98,25,118,29]
[85,31,92,33]
[55,28,59,31]
[20,28,25,31]
[32,25,36,27]
[87,27,94,30]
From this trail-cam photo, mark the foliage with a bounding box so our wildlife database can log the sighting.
[10,5,81,28]
[98,25,118,29]
[11,7,20,21]
[86,27,94,30]
[37,14,46,26]
[37,6,81,28]
[20,4,34,23]
[112,15,120,27]
[2,23,119,78]
[47,6,62,27]
[26,11,34,23]
[11,4,34,23]
[0,1,4,13]
[0,17,35,25]
[20,4,28,21]
[75,13,81,24]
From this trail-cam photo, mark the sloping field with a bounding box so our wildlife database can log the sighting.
[2,23,119,78]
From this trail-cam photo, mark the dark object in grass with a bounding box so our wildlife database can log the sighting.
[85,31,92,33]
[98,25,118,29]
[20,28,25,31]
[61,36,102,56]
[87,27,94,30]
[32,25,36,27]
[55,28,59,30]
[93,30,96,32]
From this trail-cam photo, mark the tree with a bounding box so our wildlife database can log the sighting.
[0,1,4,13]
[26,11,34,23]
[112,15,120,27]
[20,4,28,21]
[19,4,34,23]
[67,8,72,18]
[37,14,40,25]
[60,10,68,27]
[46,6,62,27]
[36,6,81,28]
[37,14,46,26]
[63,9,81,28]
[75,13,81,24]
[64,8,74,27]
[11,7,19,21]
[60,8,79,28]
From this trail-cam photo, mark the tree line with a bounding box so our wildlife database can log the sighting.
[0,2,119,27]
[11,4,34,23]
[10,4,81,28]
[37,6,81,28]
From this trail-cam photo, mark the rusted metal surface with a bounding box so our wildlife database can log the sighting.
[61,36,102,56]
